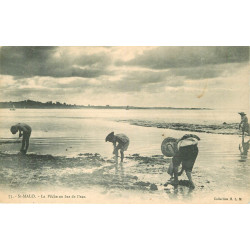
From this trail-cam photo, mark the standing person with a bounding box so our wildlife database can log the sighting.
[163,134,200,189]
[105,132,130,163]
[10,123,32,154]
[238,112,249,136]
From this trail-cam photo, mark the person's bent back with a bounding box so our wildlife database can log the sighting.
[10,123,32,154]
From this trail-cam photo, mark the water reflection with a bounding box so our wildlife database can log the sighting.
[164,182,194,200]
[114,162,125,180]
[239,136,249,162]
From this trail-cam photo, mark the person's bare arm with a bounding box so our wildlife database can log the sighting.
[239,118,245,129]
[239,121,242,129]
[112,141,117,154]
[18,124,30,137]
[18,128,23,138]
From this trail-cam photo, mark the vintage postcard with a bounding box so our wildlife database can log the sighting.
[0,46,249,203]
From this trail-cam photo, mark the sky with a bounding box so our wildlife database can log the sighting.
[0,46,249,110]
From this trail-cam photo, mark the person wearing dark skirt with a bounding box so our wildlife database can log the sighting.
[171,134,200,189]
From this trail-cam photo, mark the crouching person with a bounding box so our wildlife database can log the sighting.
[162,134,200,189]
[173,134,200,189]
[105,132,130,163]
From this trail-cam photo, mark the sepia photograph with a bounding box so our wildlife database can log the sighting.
[0,46,249,203]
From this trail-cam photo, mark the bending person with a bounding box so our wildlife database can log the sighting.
[105,132,130,163]
[166,134,200,189]
[10,123,32,154]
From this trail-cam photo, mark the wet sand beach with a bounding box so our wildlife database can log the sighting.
[0,108,249,203]
[0,152,167,192]
[119,120,239,135]
[0,151,216,203]
[0,145,249,203]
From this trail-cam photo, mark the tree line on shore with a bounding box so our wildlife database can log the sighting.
[0,100,78,109]
[0,100,210,110]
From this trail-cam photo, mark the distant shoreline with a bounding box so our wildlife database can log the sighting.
[0,100,211,110]
[0,107,211,110]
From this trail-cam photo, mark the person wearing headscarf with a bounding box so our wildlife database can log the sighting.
[105,132,130,163]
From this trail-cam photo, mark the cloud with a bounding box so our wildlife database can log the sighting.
[0,46,249,110]
[0,46,111,78]
[117,46,249,69]
[170,62,248,80]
